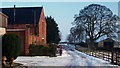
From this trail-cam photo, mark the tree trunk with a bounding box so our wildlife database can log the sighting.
[89,39,95,49]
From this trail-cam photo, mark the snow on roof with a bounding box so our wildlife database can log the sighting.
[94,36,116,43]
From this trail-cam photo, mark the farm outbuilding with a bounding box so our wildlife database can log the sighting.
[95,37,120,48]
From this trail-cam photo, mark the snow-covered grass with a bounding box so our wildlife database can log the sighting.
[14,45,120,67]
[14,50,72,66]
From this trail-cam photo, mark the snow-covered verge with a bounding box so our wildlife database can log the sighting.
[73,50,114,66]
[14,49,120,67]
[14,50,71,66]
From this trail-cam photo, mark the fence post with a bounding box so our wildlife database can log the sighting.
[111,52,114,63]
[98,51,100,58]
[95,51,96,57]
[116,52,118,64]
[103,52,104,60]
[108,52,110,62]
[92,50,94,56]
[107,52,109,61]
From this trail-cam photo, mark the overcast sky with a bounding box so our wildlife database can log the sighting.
[1,1,119,42]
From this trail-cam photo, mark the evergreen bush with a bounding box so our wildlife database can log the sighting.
[2,33,22,61]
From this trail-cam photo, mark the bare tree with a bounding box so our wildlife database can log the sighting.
[67,34,74,43]
[72,4,120,48]
[69,25,85,43]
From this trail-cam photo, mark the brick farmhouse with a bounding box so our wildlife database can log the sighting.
[2,7,46,55]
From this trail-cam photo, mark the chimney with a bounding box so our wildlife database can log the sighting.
[13,5,16,28]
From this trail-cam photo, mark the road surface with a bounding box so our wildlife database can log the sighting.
[14,45,120,68]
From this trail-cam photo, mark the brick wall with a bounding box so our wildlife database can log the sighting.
[6,8,47,55]
[39,8,46,44]
[7,30,26,55]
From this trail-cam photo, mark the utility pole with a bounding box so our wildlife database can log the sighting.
[31,10,36,44]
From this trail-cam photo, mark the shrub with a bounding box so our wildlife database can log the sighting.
[49,44,57,57]
[29,44,49,56]
[29,44,35,49]
[29,44,35,55]
[2,33,22,61]
[29,44,57,57]
[37,45,44,49]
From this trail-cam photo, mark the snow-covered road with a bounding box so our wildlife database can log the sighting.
[14,45,120,67]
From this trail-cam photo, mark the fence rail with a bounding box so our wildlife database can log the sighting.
[77,48,120,66]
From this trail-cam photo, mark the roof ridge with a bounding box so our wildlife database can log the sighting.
[2,6,43,9]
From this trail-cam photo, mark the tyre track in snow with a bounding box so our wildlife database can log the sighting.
[67,50,87,66]
[74,50,97,66]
